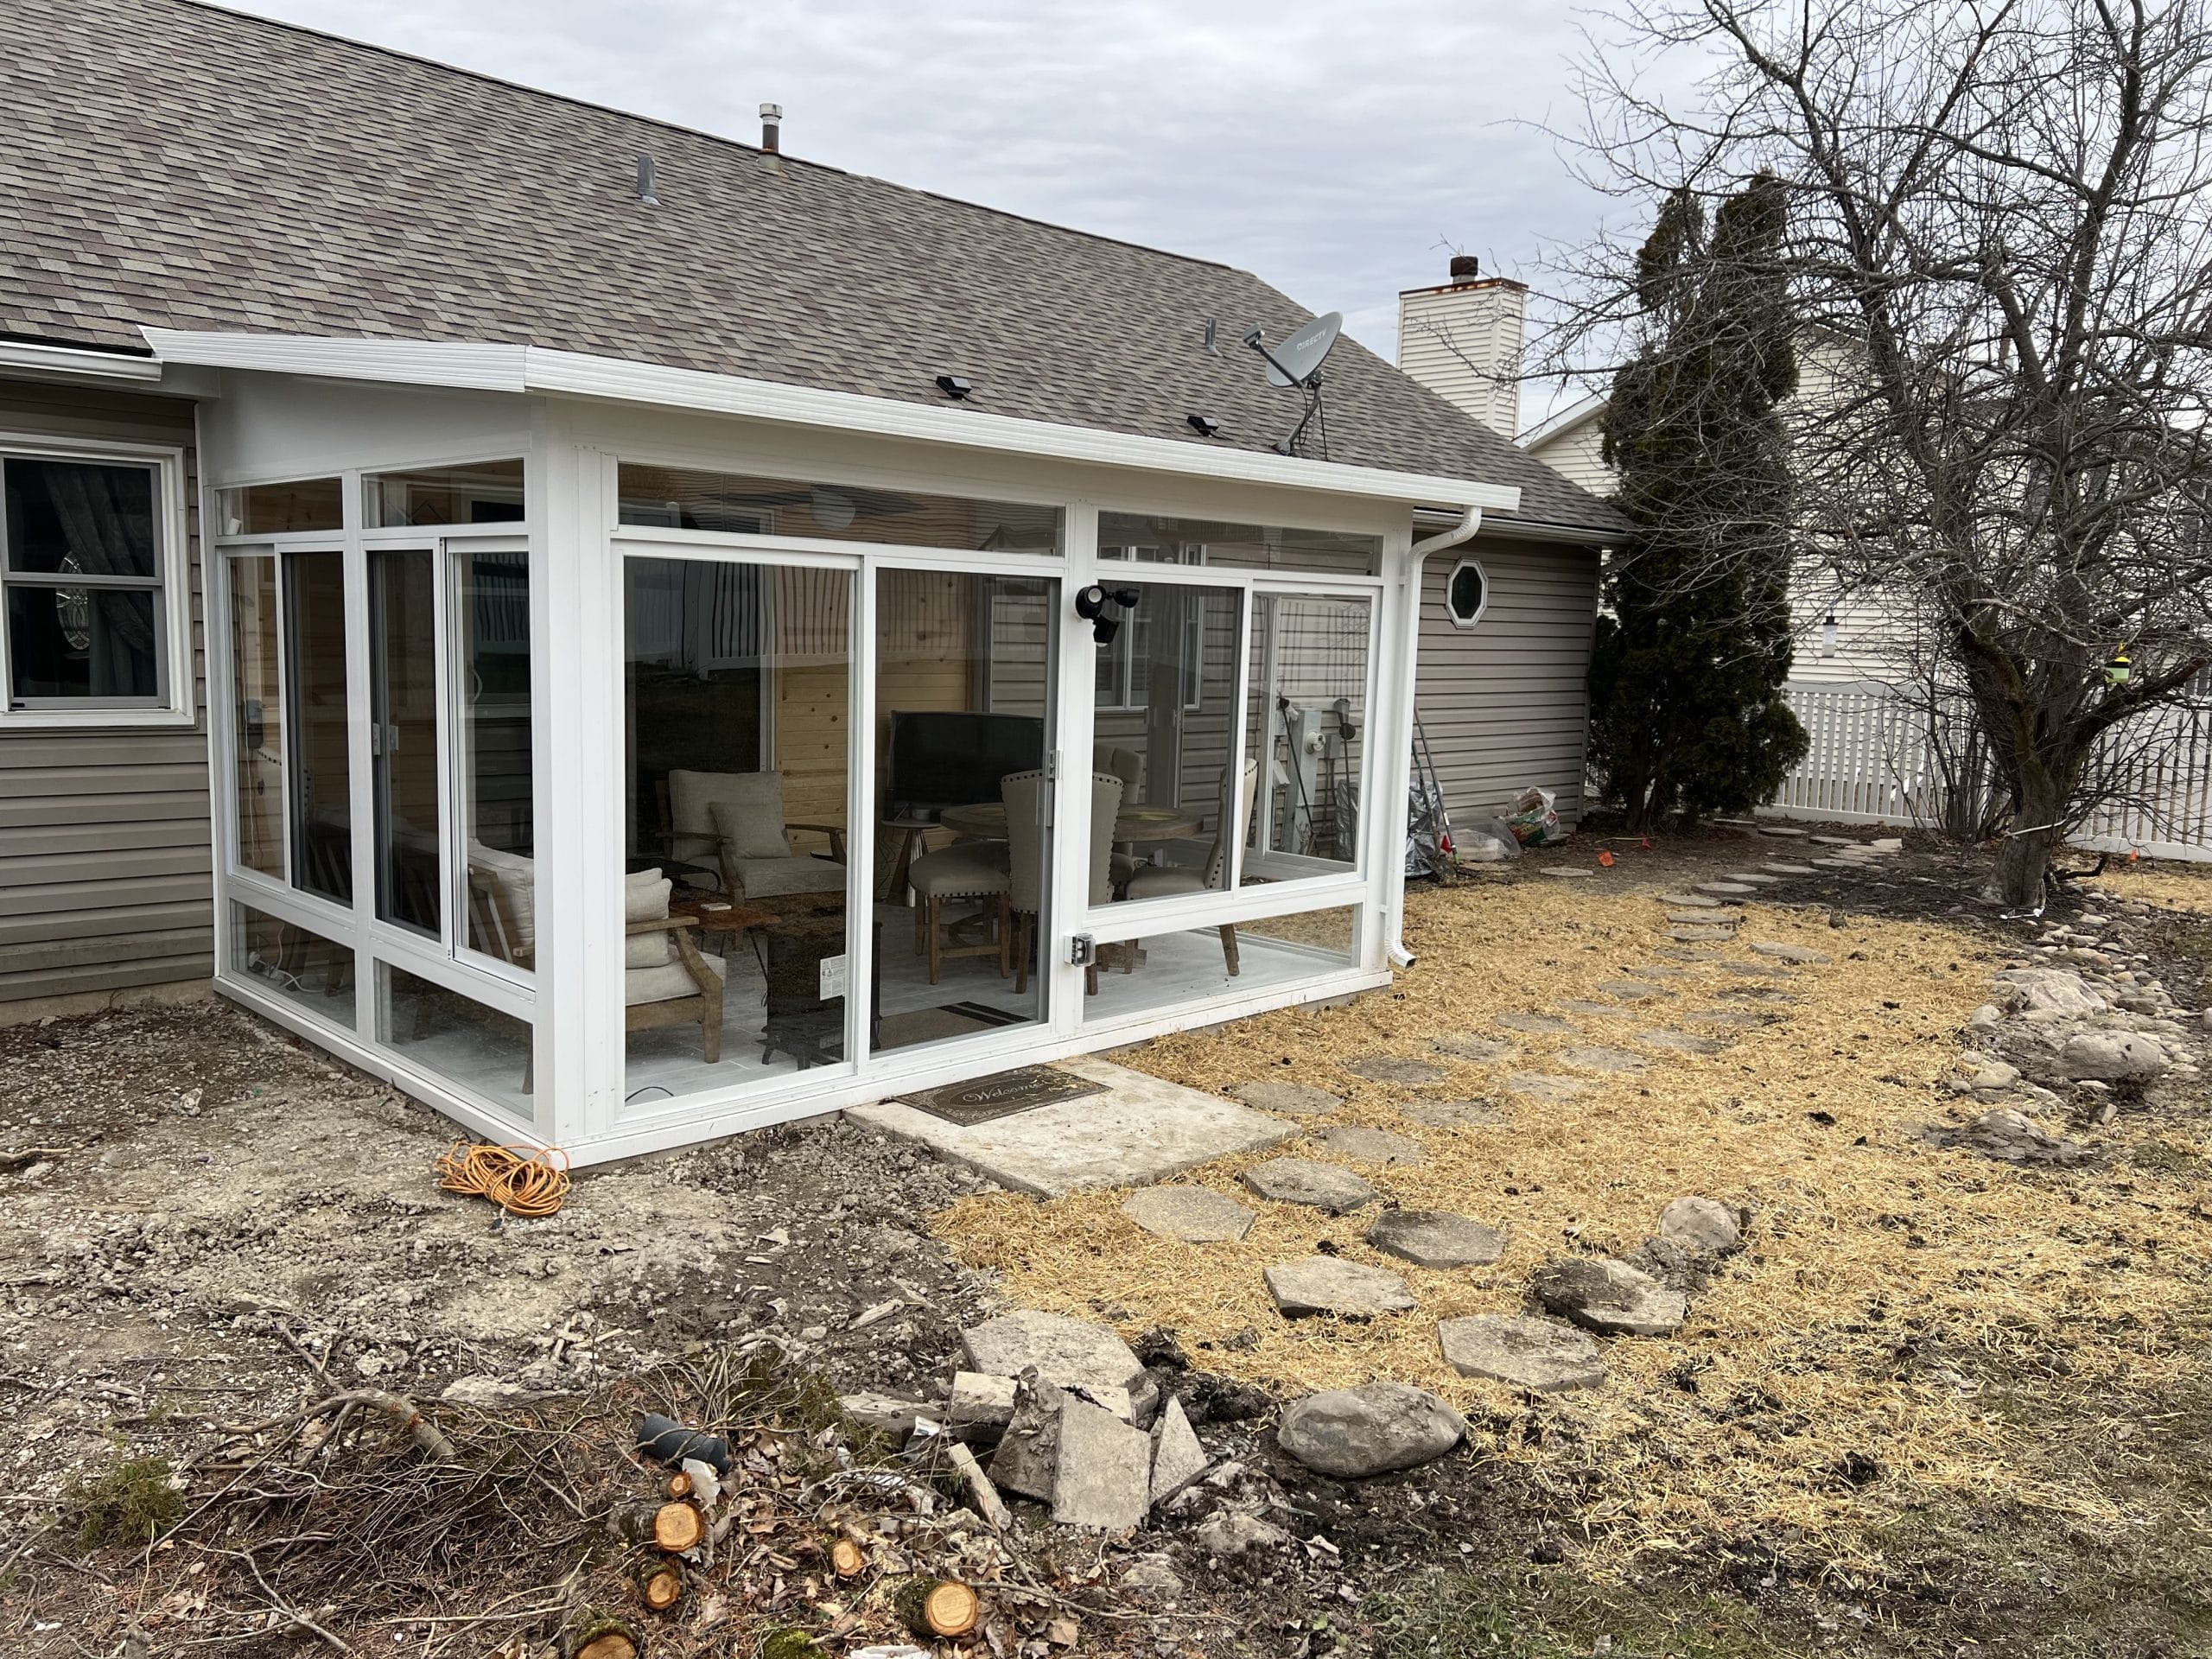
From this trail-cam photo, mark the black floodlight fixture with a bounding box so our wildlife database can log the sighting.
[1076,583,1141,646]
[935,373,974,400]
[1186,413,1221,438]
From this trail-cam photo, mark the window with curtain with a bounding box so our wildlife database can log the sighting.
[2,454,167,709]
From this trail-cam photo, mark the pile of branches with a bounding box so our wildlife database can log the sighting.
[28,1348,1175,1657]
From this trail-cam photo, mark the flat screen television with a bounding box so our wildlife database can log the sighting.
[887,710,1046,817]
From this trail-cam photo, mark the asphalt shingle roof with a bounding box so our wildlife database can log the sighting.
[2,0,1623,531]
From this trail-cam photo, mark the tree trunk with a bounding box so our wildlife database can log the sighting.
[1996,764,2074,909]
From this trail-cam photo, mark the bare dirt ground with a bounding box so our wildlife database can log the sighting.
[3,822,2209,1657]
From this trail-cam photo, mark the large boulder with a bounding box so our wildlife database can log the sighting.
[1657,1198,1742,1256]
[1529,1258,1687,1337]
[1275,1382,1465,1478]
[2060,1031,2168,1082]
[1993,968,2108,1018]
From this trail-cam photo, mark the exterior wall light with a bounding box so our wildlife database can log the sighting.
[1821,611,1840,657]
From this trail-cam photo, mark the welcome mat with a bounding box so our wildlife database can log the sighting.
[903,1065,1110,1127]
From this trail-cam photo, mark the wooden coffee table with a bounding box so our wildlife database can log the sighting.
[671,898,781,962]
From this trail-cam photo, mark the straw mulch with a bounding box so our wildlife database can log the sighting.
[2097,861,2212,915]
[933,876,2212,1573]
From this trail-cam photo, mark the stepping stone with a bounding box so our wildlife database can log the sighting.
[962,1311,1147,1395]
[1367,1209,1507,1268]
[1719,961,1792,979]
[1122,1185,1257,1243]
[1557,1044,1647,1073]
[1344,1055,1447,1085]
[1749,941,1828,963]
[1662,893,1725,908]
[1634,1028,1726,1055]
[1233,1080,1344,1117]
[1719,985,1798,1003]
[1316,1124,1426,1166]
[1530,1257,1687,1337]
[1495,1011,1577,1034]
[1755,825,1808,838]
[1812,857,1865,869]
[1539,868,1595,879]
[1241,1158,1377,1213]
[1691,1007,1780,1027]
[1672,927,1735,943]
[1438,1314,1606,1392]
[1503,1071,1593,1103]
[1723,873,1783,885]
[1696,881,1756,895]
[1808,836,1859,847]
[1668,910,1739,925]
[1597,981,1666,1001]
[1761,863,1817,875]
[1263,1257,1416,1319]
[1401,1096,1510,1128]
[1626,964,1698,979]
[1557,998,1628,1016]
[1431,1032,1514,1063]
[1869,837,1904,853]
[1659,1197,1743,1255]
[1666,947,1731,961]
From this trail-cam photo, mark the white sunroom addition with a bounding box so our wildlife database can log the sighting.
[188,340,1515,1164]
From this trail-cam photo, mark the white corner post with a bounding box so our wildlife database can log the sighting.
[1379,506,1482,969]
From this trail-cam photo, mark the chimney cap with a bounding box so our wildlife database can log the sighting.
[760,102,784,120]
[1449,254,1481,283]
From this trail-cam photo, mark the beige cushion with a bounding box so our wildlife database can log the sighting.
[676,772,788,864]
[910,842,1010,900]
[467,842,535,958]
[734,854,848,899]
[1124,866,1205,901]
[627,950,726,1006]
[625,870,674,969]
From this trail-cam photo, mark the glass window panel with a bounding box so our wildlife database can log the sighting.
[219,477,344,535]
[1099,512,1380,575]
[230,556,285,877]
[371,549,443,936]
[3,458,157,576]
[1083,905,1358,1025]
[618,464,1061,555]
[624,556,855,1103]
[1091,582,1245,899]
[6,586,156,702]
[283,551,352,904]
[234,903,354,1025]
[378,963,533,1119]
[460,547,535,967]
[365,460,525,528]
[1245,593,1370,879]
[874,570,1055,1056]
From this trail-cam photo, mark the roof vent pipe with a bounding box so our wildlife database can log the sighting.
[635,155,658,204]
[1449,253,1480,285]
[760,103,783,153]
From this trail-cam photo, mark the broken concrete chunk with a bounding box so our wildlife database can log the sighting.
[1193,1510,1292,1555]
[836,1391,933,1438]
[1148,1395,1208,1505]
[960,1310,1146,1395]
[1748,941,1827,963]
[1343,1055,1448,1084]
[1365,1209,1506,1268]
[1437,1313,1606,1392]
[1121,1185,1257,1243]
[1051,1398,1153,1530]
[1275,1382,1465,1478]
[2060,1031,2168,1081]
[1263,1256,1417,1319]
[1240,1158,1377,1213]
[1656,1197,1742,1256]
[946,1371,1019,1437]
[986,1372,1068,1502]
[1529,1257,1688,1338]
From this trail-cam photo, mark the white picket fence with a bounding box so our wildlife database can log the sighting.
[1761,680,2212,862]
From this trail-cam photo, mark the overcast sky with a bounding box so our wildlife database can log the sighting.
[232,0,1665,428]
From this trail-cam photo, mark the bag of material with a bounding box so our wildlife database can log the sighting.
[1503,788,1564,847]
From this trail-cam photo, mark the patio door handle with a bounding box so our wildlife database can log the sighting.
[1041,749,1058,829]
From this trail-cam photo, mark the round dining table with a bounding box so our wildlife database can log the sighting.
[936,801,1204,842]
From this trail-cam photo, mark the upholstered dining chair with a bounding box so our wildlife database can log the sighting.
[1004,769,1122,995]
[1122,756,1260,975]
[905,838,1011,986]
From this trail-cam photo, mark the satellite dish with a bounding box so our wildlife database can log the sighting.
[1247,311,1343,388]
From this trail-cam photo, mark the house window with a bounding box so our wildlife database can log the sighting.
[1444,559,1489,628]
[2,452,175,714]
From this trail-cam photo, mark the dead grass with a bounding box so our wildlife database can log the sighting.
[933,876,2212,1575]
[2095,861,2212,914]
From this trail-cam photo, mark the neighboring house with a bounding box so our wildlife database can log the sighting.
[0,0,1622,1160]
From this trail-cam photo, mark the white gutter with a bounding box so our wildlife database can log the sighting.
[139,328,1522,513]
[0,339,165,384]
[1382,505,1484,969]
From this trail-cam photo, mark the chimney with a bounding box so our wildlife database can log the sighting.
[760,103,783,153]
[1396,253,1527,437]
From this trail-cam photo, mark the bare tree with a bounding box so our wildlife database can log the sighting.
[1551,0,2212,904]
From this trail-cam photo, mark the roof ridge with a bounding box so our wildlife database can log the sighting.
[175,0,1236,275]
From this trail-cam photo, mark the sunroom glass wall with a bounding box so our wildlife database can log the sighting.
[1244,593,1371,879]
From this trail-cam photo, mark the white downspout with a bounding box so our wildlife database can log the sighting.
[1384,506,1484,968]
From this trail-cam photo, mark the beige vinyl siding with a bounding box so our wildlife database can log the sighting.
[1523,416,1613,498]
[0,378,211,1010]
[1395,280,1525,437]
[1414,536,1599,827]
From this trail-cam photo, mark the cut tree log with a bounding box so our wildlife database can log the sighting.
[652,1500,705,1553]
[664,1471,691,1499]
[639,1561,683,1613]
[895,1576,981,1639]
[567,1617,639,1659]
[828,1537,867,1577]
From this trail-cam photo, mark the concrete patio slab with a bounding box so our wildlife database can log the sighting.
[849,1057,1295,1198]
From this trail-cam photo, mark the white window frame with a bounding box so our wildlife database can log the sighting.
[1444,556,1490,628]
[0,431,194,728]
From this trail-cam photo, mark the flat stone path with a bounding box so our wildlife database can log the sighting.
[1232,1080,1344,1117]
[1241,1158,1377,1212]
[1439,1314,1606,1392]
[1368,1210,1506,1268]
[1316,1123,1426,1166]
[1495,1011,1577,1033]
[1558,1044,1648,1073]
[1635,1027,1726,1055]
[1668,910,1738,925]
[1696,881,1756,895]
[1750,941,1828,963]
[1344,1055,1448,1085]
[1122,1185,1258,1243]
[1762,862,1817,875]
[1723,873,1783,885]
[1431,1032,1514,1062]
[1662,893,1726,907]
[1557,998,1630,1016]
[1400,1096,1510,1128]
[1597,981,1667,1000]
[1265,1257,1416,1318]
[1503,1071,1594,1103]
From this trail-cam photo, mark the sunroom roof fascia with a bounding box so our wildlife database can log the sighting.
[140,328,1522,514]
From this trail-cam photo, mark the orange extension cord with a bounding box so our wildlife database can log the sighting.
[435,1141,573,1218]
